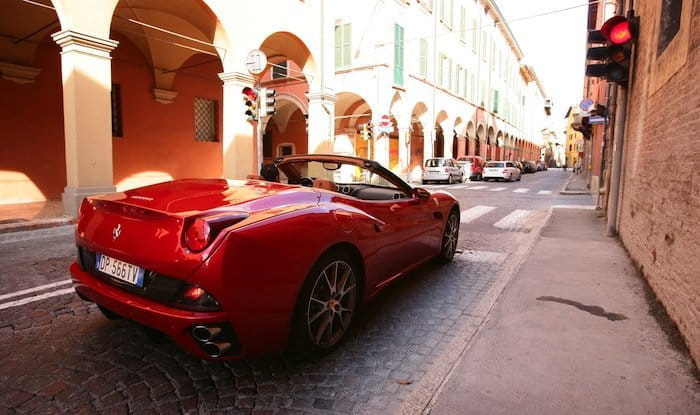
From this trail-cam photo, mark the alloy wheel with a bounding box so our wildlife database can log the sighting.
[306,260,357,348]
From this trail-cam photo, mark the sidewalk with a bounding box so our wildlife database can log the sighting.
[429,206,699,414]
[560,170,590,195]
[0,200,71,234]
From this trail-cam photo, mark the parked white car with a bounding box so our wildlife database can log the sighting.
[422,158,464,184]
[483,161,521,182]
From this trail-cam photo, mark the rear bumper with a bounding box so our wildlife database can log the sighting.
[70,262,238,360]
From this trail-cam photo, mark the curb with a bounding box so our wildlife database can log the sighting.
[0,218,74,235]
[0,224,74,245]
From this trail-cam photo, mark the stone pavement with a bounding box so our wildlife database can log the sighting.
[0,220,540,414]
[428,205,699,414]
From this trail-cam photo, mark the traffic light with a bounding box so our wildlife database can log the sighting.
[259,88,276,118]
[241,87,258,121]
[585,15,638,86]
[360,122,373,140]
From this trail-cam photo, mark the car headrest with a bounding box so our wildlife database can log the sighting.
[312,178,336,191]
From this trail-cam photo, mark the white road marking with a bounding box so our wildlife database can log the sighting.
[467,185,487,190]
[513,188,529,193]
[537,190,552,195]
[0,279,72,301]
[490,187,507,192]
[552,204,597,210]
[0,287,75,311]
[460,205,497,224]
[493,209,533,231]
[457,250,508,263]
[448,185,468,189]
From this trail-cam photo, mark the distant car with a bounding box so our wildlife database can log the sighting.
[536,160,548,171]
[483,161,521,182]
[422,158,464,184]
[512,160,524,174]
[70,154,461,360]
[520,160,536,174]
[456,155,486,181]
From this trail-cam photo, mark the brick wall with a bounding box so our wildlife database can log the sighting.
[617,0,699,364]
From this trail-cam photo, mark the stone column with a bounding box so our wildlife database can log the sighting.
[423,127,435,161]
[219,72,256,178]
[306,90,336,155]
[398,127,411,180]
[52,30,118,217]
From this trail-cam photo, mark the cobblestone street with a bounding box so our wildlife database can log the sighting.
[0,227,518,414]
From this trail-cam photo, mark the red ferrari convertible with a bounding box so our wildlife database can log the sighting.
[70,154,460,359]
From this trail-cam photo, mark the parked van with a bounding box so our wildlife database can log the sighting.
[456,155,486,181]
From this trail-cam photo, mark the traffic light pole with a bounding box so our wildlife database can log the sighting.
[606,82,627,236]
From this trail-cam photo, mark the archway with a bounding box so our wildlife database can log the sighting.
[409,102,429,183]
[334,92,372,158]
[476,124,485,158]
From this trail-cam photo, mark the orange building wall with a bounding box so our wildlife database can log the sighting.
[110,33,223,190]
[0,37,65,202]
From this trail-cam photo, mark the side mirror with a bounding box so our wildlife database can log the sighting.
[413,187,431,200]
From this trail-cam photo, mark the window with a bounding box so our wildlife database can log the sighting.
[472,18,478,50]
[194,98,218,142]
[438,53,446,87]
[459,6,466,42]
[440,0,454,27]
[493,90,499,113]
[394,24,405,86]
[419,0,433,12]
[111,83,123,137]
[335,24,352,69]
[418,38,428,77]
[278,143,295,157]
[272,60,288,79]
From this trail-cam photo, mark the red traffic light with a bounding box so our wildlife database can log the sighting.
[241,87,258,100]
[601,16,635,45]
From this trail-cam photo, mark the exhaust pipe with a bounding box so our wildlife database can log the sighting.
[192,325,222,342]
[202,340,232,358]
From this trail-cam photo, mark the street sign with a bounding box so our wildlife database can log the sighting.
[579,98,594,111]
[589,115,606,124]
[245,50,267,75]
[377,114,393,134]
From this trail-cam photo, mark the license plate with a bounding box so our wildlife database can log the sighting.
[95,253,145,287]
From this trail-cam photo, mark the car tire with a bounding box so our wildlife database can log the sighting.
[517,175,521,181]
[447,175,453,185]
[291,250,360,357]
[437,209,459,263]
[422,180,427,185]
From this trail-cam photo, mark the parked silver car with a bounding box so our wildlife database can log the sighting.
[422,158,464,184]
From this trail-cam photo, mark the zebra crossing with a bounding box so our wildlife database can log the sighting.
[460,205,537,232]
[423,183,555,195]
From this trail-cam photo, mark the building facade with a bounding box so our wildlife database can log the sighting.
[584,0,699,364]
[1,0,550,216]
[564,106,584,168]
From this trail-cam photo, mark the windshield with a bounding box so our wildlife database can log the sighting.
[278,160,395,187]
[486,162,505,168]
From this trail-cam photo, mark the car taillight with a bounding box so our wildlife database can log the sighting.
[183,212,249,252]
[185,218,211,252]
[172,284,221,311]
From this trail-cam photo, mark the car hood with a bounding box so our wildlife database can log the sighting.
[91,178,319,216]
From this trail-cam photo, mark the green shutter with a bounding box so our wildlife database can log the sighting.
[394,24,404,85]
[335,24,351,69]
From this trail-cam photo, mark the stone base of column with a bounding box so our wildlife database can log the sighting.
[62,185,117,218]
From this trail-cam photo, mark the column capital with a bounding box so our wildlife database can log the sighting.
[218,71,255,85]
[52,30,118,58]
[306,91,337,103]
